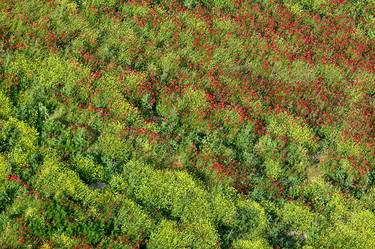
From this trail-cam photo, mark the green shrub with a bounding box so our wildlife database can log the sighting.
[232,237,272,249]
[96,133,131,161]
[148,220,188,249]
[322,209,375,249]
[182,221,220,249]
[210,190,237,226]
[116,199,154,241]
[0,154,9,181]
[234,199,267,240]
[0,117,38,166]
[279,202,314,232]
[70,156,106,183]
[0,92,12,119]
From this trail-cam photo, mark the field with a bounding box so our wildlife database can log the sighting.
[0,0,374,248]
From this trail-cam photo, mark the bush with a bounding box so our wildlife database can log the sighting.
[182,221,220,249]
[232,237,272,249]
[0,117,38,166]
[279,202,314,232]
[70,155,106,183]
[0,91,12,120]
[148,220,188,249]
[233,199,267,240]
[116,198,154,241]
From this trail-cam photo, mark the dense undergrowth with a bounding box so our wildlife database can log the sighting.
[0,0,374,248]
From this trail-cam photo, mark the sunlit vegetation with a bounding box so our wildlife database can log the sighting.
[0,0,374,248]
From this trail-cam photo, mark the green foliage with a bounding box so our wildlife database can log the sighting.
[180,87,209,131]
[0,92,12,120]
[0,179,24,213]
[0,117,38,166]
[70,155,106,183]
[96,132,130,161]
[51,233,75,249]
[182,221,220,249]
[0,0,373,247]
[33,156,98,205]
[16,86,49,122]
[148,220,188,249]
[279,202,314,232]
[210,190,237,226]
[318,63,344,86]
[0,154,8,181]
[109,174,128,192]
[156,91,180,120]
[268,112,317,150]
[234,121,255,146]
[255,135,283,179]
[116,198,154,241]
[255,112,319,180]
[361,187,375,212]
[96,19,142,65]
[36,54,86,91]
[160,52,181,78]
[234,199,267,239]
[122,71,147,100]
[123,160,211,221]
[0,213,20,247]
[303,177,332,209]
[321,208,375,249]
[232,237,272,249]
[212,107,242,139]
[264,158,284,179]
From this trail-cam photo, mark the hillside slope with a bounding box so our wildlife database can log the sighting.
[0,0,374,248]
